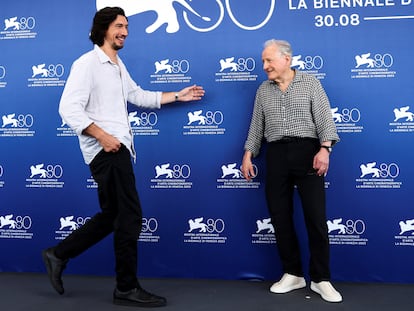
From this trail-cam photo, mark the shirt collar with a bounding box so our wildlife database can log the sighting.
[291,69,302,83]
[269,69,301,86]
[94,44,118,64]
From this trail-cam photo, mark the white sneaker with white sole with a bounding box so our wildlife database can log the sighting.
[270,273,306,294]
[310,281,342,303]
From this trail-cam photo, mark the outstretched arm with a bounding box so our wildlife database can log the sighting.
[160,84,205,105]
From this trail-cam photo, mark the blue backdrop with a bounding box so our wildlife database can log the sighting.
[1,0,413,283]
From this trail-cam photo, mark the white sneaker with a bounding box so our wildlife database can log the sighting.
[270,273,306,294]
[310,281,342,303]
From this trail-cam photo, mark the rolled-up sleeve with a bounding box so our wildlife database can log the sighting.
[311,79,340,145]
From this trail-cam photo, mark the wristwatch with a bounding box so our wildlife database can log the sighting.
[320,145,332,153]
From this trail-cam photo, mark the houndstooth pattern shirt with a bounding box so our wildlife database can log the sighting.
[244,70,339,157]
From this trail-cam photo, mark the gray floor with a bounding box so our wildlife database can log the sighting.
[1,272,413,310]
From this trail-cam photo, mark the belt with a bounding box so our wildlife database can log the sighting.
[273,137,317,144]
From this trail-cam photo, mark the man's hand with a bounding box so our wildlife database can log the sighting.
[83,122,121,152]
[241,151,255,181]
[176,85,205,102]
[313,148,330,176]
[97,132,121,153]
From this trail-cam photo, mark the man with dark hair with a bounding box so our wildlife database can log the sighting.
[42,7,204,308]
[242,39,342,303]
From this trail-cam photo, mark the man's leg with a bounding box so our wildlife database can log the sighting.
[266,143,303,276]
[107,146,167,307]
[43,149,116,295]
[296,173,330,282]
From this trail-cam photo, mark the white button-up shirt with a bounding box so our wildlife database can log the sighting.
[59,45,161,164]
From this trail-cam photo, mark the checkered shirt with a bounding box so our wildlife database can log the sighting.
[244,70,339,157]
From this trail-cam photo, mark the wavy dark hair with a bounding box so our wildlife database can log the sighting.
[89,7,127,46]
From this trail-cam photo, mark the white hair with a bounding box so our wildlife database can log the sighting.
[264,39,292,57]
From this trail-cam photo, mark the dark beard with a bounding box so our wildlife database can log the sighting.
[112,43,124,51]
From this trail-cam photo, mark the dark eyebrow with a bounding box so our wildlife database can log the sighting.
[115,22,128,27]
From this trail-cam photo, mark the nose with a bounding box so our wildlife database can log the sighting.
[121,26,128,37]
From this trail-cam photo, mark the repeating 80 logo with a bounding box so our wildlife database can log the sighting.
[5,16,36,30]
[369,53,394,68]
[32,64,64,78]
[155,163,191,179]
[360,162,400,179]
[188,218,225,233]
[292,55,324,70]
[74,217,90,227]
[0,215,32,230]
[30,164,63,179]
[10,114,34,128]
[142,217,158,233]
[203,218,225,233]
[343,219,366,235]
[129,111,158,127]
[332,107,361,123]
[0,66,5,79]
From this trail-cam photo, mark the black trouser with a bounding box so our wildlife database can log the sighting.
[55,145,142,291]
[265,138,330,282]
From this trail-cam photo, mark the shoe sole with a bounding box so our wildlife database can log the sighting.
[42,250,64,295]
[270,281,306,294]
[310,283,342,303]
[113,298,166,308]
